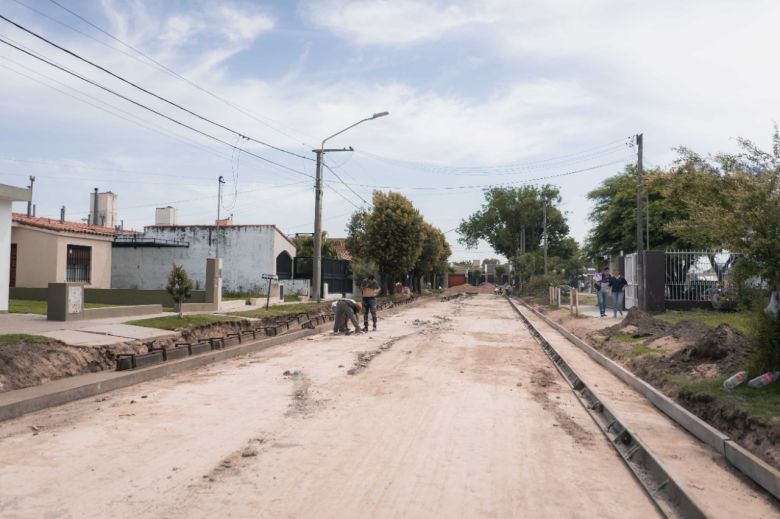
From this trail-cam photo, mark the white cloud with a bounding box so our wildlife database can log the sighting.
[300,0,490,45]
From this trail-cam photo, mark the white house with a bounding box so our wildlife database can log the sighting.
[111,223,297,294]
[0,183,31,312]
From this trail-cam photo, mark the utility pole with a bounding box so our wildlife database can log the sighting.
[216,176,225,260]
[635,133,645,310]
[543,201,548,276]
[26,176,35,217]
[311,111,388,302]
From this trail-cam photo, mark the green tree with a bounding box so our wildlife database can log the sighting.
[345,209,370,260]
[411,223,451,292]
[364,191,426,294]
[292,232,337,258]
[458,185,573,285]
[166,263,193,318]
[584,165,694,260]
[666,128,780,368]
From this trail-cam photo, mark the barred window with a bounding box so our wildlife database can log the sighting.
[66,245,91,283]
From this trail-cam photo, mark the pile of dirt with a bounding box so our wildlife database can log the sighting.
[0,339,147,393]
[655,324,756,377]
[443,283,497,295]
[605,307,671,338]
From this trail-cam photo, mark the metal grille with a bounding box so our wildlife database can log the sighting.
[66,245,91,283]
[665,250,739,301]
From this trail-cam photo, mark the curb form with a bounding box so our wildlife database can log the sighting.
[516,297,780,501]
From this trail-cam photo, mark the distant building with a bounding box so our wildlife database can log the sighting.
[10,213,115,289]
[111,224,297,294]
[155,206,177,226]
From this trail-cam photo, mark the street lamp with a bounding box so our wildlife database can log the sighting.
[311,111,389,302]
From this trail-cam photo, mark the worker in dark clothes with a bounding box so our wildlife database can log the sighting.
[332,298,363,334]
[360,274,381,331]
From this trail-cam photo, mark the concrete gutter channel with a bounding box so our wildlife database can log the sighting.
[507,296,780,507]
[0,297,419,423]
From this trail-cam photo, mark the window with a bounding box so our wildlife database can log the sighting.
[66,245,91,283]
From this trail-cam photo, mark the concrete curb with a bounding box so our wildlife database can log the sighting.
[0,296,425,423]
[516,297,780,501]
[0,325,324,422]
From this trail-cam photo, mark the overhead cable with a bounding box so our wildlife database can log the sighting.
[0,35,313,180]
[0,13,313,161]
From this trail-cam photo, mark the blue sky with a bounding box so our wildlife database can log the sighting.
[1,0,778,261]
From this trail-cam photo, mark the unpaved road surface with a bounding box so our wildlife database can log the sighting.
[0,295,661,518]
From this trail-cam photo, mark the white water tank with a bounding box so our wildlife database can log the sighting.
[155,206,177,225]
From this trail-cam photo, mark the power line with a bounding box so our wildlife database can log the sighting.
[0,54,235,162]
[337,158,632,192]
[0,13,312,161]
[0,34,313,180]
[45,0,313,148]
[356,137,634,175]
[323,162,371,207]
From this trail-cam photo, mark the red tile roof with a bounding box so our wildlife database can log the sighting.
[328,237,352,261]
[12,213,117,237]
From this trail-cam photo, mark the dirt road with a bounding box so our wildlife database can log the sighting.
[0,295,661,518]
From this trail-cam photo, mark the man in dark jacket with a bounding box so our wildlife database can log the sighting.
[608,271,629,317]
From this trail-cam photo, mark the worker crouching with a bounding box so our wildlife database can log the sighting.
[332,298,364,335]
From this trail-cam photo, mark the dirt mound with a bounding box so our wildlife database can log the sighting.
[0,340,147,393]
[608,307,670,338]
[671,324,755,373]
[444,283,497,295]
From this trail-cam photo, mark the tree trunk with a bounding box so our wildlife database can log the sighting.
[177,300,183,319]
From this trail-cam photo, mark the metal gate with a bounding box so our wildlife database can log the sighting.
[624,253,637,309]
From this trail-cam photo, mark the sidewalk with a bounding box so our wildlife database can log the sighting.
[577,303,625,320]
[0,312,177,346]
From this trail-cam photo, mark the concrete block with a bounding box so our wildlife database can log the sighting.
[132,350,164,369]
[163,346,190,362]
[189,342,211,355]
[724,440,780,500]
[115,355,134,371]
[223,334,241,347]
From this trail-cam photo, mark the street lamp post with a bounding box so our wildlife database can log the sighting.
[311,111,389,302]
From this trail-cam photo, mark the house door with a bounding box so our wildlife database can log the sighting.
[9,243,17,287]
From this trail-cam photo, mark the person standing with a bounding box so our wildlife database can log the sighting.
[608,270,629,317]
[332,298,363,334]
[593,267,610,318]
[360,274,381,332]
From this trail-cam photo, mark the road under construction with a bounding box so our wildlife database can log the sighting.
[0,294,777,518]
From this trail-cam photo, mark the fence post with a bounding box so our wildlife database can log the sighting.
[574,289,579,317]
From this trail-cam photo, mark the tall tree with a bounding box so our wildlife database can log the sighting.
[665,128,780,368]
[363,191,426,294]
[412,223,450,292]
[458,185,572,282]
[584,165,693,260]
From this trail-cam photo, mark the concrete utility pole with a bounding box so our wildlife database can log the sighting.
[311,111,388,302]
[26,176,35,217]
[216,176,225,260]
[635,133,645,310]
[543,201,548,276]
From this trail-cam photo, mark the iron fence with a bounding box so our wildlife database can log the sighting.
[664,249,740,301]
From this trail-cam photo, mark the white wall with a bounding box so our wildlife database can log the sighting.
[112,225,296,293]
[0,200,11,312]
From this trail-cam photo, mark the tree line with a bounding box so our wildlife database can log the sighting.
[346,191,452,295]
